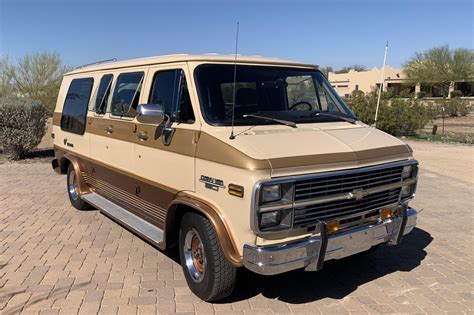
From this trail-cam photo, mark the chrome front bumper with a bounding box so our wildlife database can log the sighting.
[243,207,417,275]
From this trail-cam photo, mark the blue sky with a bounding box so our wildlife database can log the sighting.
[1,0,472,70]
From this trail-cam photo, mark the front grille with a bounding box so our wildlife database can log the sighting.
[294,165,403,201]
[293,188,400,228]
[292,165,404,228]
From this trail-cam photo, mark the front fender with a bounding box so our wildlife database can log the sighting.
[167,192,243,267]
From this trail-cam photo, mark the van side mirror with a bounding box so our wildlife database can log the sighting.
[136,104,165,125]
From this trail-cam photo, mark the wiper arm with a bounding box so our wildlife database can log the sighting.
[309,111,357,124]
[242,114,297,128]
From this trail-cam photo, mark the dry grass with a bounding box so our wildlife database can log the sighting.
[418,112,474,144]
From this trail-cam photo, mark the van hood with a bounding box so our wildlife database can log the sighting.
[198,122,413,176]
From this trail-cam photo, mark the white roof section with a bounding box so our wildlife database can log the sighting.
[66,54,317,75]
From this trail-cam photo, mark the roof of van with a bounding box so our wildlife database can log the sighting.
[65,54,317,75]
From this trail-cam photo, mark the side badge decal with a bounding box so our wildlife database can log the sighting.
[199,175,225,191]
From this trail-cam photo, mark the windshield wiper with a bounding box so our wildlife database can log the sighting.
[306,111,357,124]
[242,114,297,128]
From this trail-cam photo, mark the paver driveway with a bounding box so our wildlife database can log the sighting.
[0,142,473,314]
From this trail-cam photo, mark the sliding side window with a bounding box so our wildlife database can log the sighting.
[61,78,94,135]
[110,72,144,117]
[149,69,195,123]
[90,74,113,114]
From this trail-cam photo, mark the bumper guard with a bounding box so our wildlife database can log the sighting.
[243,207,417,275]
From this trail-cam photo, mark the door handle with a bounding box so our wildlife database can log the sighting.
[105,125,113,134]
[137,131,148,141]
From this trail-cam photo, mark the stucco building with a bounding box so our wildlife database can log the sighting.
[328,66,473,98]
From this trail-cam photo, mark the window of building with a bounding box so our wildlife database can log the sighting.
[110,72,144,117]
[90,74,113,114]
[61,78,94,135]
[149,69,195,123]
[355,85,359,91]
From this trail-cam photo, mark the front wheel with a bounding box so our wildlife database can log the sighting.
[179,213,237,301]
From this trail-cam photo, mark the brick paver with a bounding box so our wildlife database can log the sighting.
[0,159,473,314]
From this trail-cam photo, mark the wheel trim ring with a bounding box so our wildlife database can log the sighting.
[68,169,79,201]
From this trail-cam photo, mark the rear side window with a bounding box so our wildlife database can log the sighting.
[149,70,195,123]
[61,78,94,134]
[90,74,113,114]
[110,72,144,117]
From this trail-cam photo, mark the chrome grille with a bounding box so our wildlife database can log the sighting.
[292,165,404,228]
[293,188,400,228]
[294,165,403,201]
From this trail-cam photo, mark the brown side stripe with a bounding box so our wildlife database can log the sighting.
[52,112,411,170]
[268,145,410,169]
[196,133,271,170]
[83,173,167,228]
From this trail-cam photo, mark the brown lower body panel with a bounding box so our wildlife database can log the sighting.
[53,146,243,267]
[80,160,174,230]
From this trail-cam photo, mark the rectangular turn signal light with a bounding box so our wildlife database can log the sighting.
[228,184,244,198]
[326,220,339,233]
[380,207,393,220]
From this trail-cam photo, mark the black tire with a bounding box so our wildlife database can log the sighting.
[66,164,91,210]
[179,212,237,301]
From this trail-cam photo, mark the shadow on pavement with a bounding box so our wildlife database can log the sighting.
[1,282,90,315]
[221,227,432,304]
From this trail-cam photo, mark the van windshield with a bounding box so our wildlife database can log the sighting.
[194,64,357,126]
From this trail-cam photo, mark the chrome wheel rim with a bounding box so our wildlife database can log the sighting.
[183,229,206,283]
[68,169,79,201]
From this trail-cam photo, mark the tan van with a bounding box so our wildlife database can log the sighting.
[52,54,419,301]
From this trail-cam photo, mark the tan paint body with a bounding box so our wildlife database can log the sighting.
[52,55,413,265]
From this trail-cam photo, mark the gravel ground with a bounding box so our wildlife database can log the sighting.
[404,139,473,184]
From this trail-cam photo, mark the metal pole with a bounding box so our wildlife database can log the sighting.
[374,42,388,128]
[442,107,445,136]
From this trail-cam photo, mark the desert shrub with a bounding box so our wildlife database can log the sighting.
[416,91,427,99]
[375,99,429,136]
[425,101,441,119]
[381,87,395,100]
[442,97,470,116]
[347,91,429,136]
[347,90,377,125]
[450,90,463,98]
[0,96,47,160]
[398,88,414,98]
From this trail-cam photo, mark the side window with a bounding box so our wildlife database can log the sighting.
[149,70,195,123]
[61,78,94,135]
[90,74,113,114]
[110,72,144,117]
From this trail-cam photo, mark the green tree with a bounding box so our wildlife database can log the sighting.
[6,52,71,115]
[335,64,366,74]
[0,57,14,97]
[403,45,474,97]
[319,66,333,77]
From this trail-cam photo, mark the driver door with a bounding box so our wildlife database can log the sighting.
[133,64,199,213]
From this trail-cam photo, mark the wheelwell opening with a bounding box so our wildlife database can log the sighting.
[166,204,203,248]
[60,158,71,174]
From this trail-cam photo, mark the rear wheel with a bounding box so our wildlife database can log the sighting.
[179,212,236,301]
[66,164,91,210]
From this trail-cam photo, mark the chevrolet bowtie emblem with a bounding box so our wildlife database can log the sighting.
[347,188,368,201]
